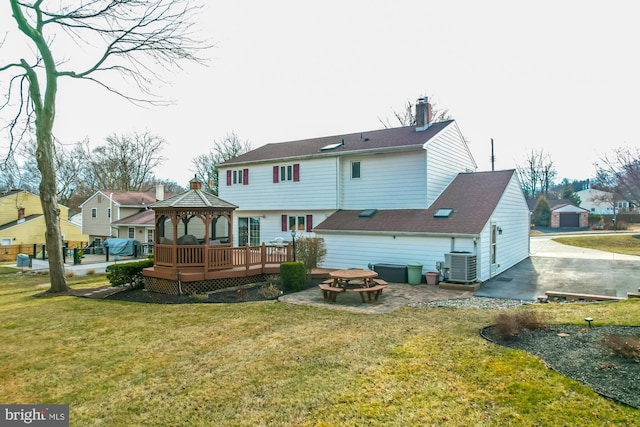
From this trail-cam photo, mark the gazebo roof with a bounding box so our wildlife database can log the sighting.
[150,178,237,209]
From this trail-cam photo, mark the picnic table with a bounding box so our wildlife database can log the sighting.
[318,269,388,302]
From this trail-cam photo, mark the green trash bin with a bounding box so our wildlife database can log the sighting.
[407,262,423,285]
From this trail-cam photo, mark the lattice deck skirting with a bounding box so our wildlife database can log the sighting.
[144,274,269,295]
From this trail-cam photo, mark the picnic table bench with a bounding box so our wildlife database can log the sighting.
[318,284,345,302]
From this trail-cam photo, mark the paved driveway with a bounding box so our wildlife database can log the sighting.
[475,235,640,301]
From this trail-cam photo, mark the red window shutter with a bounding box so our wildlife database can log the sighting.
[306,215,313,232]
[243,168,249,185]
[226,170,232,186]
[281,215,288,232]
[293,164,300,182]
[273,166,279,183]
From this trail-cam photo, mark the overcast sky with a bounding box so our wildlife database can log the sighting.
[2,0,640,187]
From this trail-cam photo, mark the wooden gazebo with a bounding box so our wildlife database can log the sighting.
[142,178,292,295]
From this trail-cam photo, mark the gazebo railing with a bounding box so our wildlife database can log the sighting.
[154,243,292,271]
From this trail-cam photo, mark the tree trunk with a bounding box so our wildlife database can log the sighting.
[37,108,68,293]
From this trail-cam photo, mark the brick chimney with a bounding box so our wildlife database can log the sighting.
[415,97,432,130]
[17,206,25,221]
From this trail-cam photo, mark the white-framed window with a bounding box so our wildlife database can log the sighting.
[128,227,135,239]
[281,214,313,233]
[233,170,243,184]
[280,165,293,181]
[289,216,305,231]
[1,238,12,245]
[91,208,97,218]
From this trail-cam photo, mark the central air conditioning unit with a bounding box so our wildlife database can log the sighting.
[444,252,477,283]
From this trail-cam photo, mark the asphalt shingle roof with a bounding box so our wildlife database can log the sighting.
[221,121,454,165]
[314,170,516,235]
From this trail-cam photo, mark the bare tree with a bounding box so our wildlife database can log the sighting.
[593,145,640,208]
[83,132,166,191]
[516,149,557,199]
[1,0,207,292]
[191,131,251,194]
[378,94,452,128]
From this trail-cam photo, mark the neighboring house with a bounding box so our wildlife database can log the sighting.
[575,188,633,214]
[80,185,166,246]
[219,100,531,282]
[527,198,589,228]
[0,189,87,246]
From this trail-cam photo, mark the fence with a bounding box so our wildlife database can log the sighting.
[0,241,86,263]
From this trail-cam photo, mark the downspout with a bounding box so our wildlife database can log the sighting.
[109,192,114,238]
[335,156,340,209]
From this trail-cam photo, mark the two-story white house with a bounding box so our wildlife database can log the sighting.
[219,101,530,283]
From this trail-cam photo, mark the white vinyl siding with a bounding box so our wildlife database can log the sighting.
[341,150,426,209]
[316,232,456,274]
[424,122,477,206]
[477,174,530,281]
[219,157,338,211]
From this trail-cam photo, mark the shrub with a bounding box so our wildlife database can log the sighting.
[258,283,282,299]
[280,262,306,291]
[514,311,548,331]
[494,313,521,340]
[265,274,281,287]
[493,311,549,340]
[295,237,327,274]
[106,259,154,288]
[588,213,603,226]
[602,334,640,361]
[65,270,75,278]
[86,268,96,275]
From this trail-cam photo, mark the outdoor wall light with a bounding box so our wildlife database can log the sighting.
[497,226,503,235]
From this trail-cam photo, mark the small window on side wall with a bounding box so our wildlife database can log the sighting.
[351,161,361,179]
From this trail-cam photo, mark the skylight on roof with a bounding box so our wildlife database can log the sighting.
[358,209,377,218]
[434,208,453,218]
[320,139,344,151]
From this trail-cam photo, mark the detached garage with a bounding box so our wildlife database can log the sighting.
[528,198,589,229]
[552,204,589,228]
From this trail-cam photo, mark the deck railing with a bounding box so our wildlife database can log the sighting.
[154,242,292,271]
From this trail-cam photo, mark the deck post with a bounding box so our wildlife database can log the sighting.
[261,242,266,268]
[245,244,251,271]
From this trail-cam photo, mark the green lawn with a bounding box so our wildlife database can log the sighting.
[554,234,640,256]
[1,268,639,425]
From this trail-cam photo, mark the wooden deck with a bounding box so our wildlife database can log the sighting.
[144,242,293,282]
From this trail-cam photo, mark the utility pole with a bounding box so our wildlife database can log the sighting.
[491,138,495,171]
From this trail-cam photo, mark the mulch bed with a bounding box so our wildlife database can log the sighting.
[481,324,640,408]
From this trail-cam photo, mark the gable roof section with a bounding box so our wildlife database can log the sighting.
[79,189,176,208]
[315,170,516,235]
[151,189,237,209]
[526,198,582,212]
[221,121,454,165]
[0,214,43,231]
[111,209,155,226]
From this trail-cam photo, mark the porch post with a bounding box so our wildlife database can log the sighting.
[245,243,251,271]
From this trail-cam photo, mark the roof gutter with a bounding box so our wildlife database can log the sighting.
[314,229,481,239]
